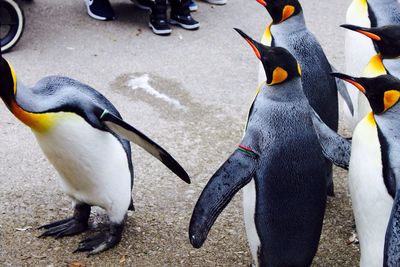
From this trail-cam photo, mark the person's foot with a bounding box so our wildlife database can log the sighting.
[148,3,171,35]
[85,0,116,20]
[169,13,200,30]
[189,0,198,11]
[149,16,172,35]
[134,0,152,11]
[203,0,226,5]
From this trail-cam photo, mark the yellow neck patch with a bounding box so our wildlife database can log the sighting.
[363,54,387,77]
[383,90,400,112]
[261,21,273,46]
[10,101,56,133]
[297,64,302,76]
[268,67,288,85]
[366,111,376,126]
[280,5,295,22]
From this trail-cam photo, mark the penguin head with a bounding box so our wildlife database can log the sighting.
[256,0,302,23]
[0,49,16,101]
[235,28,301,86]
[332,73,400,114]
[341,24,400,59]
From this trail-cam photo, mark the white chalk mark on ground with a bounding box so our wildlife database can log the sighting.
[127,74,186,110]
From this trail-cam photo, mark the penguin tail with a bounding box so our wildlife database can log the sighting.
[99,110,190,184]
[310,108,351,170]
[189,147,257,248]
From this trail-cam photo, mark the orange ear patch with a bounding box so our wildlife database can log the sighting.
[383,90,400,112]
[268,67,288,85]
[281,5,295,22]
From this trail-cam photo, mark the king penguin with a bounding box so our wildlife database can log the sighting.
[189,29,327,266]
[311,73,400,266]
[256,0,353,196]
[342,24,400,126]
[344,0,400,129]
[0,52,190,255]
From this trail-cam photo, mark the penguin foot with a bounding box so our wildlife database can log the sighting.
[38,203,91,238]
[74,222,124,256]
[38,217,89,238]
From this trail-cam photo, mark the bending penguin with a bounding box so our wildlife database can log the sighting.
[311,73,400,266]
[189,29,327,266]
[341,24,400,126]
[0,52,190,255]
[256,0,353,196]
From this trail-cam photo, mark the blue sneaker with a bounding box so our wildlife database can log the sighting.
[189,0,198,11]
[85,0,116,21]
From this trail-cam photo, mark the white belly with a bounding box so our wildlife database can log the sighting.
[243,179,261,266]
[343,1,376,130]
[33,113,131,223]
[349,117,393,267]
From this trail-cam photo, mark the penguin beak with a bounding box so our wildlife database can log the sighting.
[340,24,382,41]
[331,73,367,94]
[234,28,268,61]
[256,0,267,7]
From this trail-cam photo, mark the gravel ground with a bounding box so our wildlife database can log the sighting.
[0,0,360,266]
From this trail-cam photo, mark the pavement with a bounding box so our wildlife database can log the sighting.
[0,0,359,266]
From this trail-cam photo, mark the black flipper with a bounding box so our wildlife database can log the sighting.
[384,189,400,266]
[99,110,190,184]
[189,148,258,248]
[310,109,351,170]
[331,66,354,116]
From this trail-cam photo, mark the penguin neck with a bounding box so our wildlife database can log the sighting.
[272,12,306,33]
[264,77,304,101]
[368,0,396,5]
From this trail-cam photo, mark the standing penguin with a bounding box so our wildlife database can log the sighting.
[312,73,400,266]
[189,29,327,266]
[344,0,400,129]
[256,0,352,196]
[341,24,400,125]
[0,53,190,255]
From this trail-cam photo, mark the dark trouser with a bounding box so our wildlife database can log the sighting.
[152,0,190,16]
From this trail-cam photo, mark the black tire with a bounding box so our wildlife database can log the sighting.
[0,0,25,52]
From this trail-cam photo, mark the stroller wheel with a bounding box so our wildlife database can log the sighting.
[1,0,25,52]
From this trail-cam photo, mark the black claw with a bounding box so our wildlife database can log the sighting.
[38,217,89,239]
[73,223,124,255]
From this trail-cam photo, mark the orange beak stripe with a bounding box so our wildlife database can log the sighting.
[256,0,267,6]
[357,30,382,41]
[245,38,261,60]
[345,79,366,93]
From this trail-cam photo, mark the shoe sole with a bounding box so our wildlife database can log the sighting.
[204,0,226,4]
[189,5,198,11]
[149,22,172,35]
[169,19,200,30]
[85,0,115,20]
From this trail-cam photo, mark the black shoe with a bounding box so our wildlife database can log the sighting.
[149,17,172,35]
[85,0,115,21]
[169,13,200,30]
[134,0,152,11]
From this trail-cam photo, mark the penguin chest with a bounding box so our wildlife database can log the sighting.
[33,113,131,210]
[349,116,393,266]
